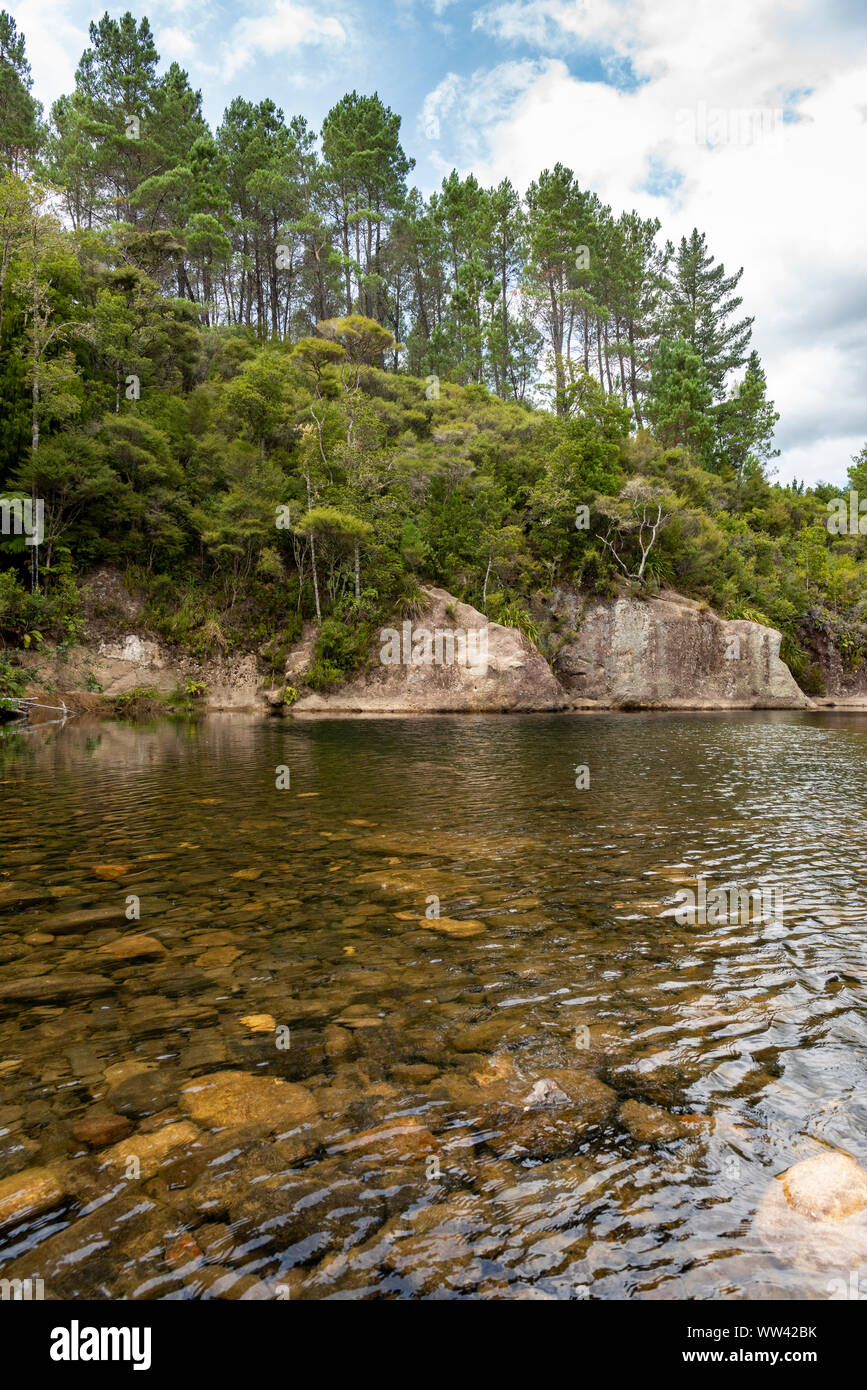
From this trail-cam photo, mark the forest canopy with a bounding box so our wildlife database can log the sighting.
[1,9,865,696]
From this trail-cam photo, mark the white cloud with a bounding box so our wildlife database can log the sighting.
[6,0,225,107]
[221,1,347,80]
[776,434,864,488]
[158,26,199,62]
[424,0,867,485]
[6,0,85,109]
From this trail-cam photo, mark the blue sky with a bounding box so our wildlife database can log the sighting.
[10,0,867,487]
[12,0,649,191]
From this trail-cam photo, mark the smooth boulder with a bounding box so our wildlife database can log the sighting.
[180,1070,319,1132]
[754,1150,867,1270]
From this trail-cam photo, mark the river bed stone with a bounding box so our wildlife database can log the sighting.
[0,1165,70,1228]
[180,1070,319,1132]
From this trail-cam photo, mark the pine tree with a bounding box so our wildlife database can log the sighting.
[646,336,714,460]
[0,11,42,174]
[523,165,588,416]
[48,12,160,226]
[714,350,779,479]
[665,229,753,399]
[611,209,667,427]
[321,91,413,322]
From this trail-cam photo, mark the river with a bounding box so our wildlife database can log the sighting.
[0,711,865,1298]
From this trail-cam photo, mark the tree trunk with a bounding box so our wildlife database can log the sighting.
[628,321,643,428]
[603,319,614,393]
[310,532,322,623]
[304,454,322,623]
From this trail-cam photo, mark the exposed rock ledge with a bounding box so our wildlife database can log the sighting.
[16,572,811,715]
[294,587,567,714]
[546,588,810,710]
[293,585,809,713]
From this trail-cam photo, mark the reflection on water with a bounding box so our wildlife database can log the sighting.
[0,711,865,1300]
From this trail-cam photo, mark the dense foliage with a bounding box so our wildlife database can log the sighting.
[1,10,865,693]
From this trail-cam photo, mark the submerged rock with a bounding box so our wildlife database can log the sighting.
[390,1062,439,1086]
[781,1152,867,1220]
[487,1074,617,1159]
[0,973,115,1004]
[194,1221,236,1262]
[486,1108,588,1161]
[754,1150,867,1270]
[93,864,133,880]
[470,1054,519,1089]
[337,1116,439,1163]
[530,1069,618,1121]
[72,1112,133,1149]
[239,1014,276,1033]
[42,906,128,935]
[107,1068,181,1119]
[98,934,167,960]
[165,1233,205,1272]
[0,1165,70,1228]
[101,1121,200,1179]
[523,1079,570,1110]
[103,1060,156,1088]
[619,1100,698,1143]
[324,1024,354,1059]
[0,1188,175,1298]
[196,946,242,969]
[419,916,486,938]
[180,1070,319,1132]
[451,1018,527,1053]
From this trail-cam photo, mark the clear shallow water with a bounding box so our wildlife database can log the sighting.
[0,710,865,1300]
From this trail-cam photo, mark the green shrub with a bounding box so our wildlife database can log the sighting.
[0,570,72,646]
[0,656,26,699]
[305,657,344,689]
[322,617,368,666]
[799,662,827,696]
[113,687,165,718]
[498,601,541,646]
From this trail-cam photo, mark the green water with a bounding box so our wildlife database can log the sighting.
[0,711,865,1299]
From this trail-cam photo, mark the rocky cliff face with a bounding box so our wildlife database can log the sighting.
[797,611,867,707]
[293,587,567,714]
[547,588,810,710]
[16,568,263,713]
[16,570,812,715]
[18,631,262,712]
